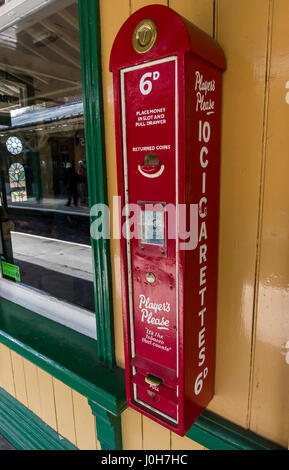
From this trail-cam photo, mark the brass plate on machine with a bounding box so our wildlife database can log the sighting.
[133,19,157,54]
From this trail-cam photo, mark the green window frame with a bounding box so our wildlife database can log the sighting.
[78,0,115,366]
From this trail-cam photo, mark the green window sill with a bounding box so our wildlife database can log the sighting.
[188,410,285,450]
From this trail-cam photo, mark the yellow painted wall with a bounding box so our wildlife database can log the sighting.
[0,0,288,451]
[248,0,289,445]
[101,0,289,449]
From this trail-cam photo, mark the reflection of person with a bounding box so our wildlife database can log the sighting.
[23,162,34,197]
[64,162,78,207]
[77,160,88,205]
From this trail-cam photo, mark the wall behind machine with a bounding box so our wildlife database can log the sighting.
[100,0,289,448]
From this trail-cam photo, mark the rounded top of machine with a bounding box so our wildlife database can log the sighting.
[110,5,226,71]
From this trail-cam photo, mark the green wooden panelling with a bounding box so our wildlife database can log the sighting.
[187,410,286,450]
[89,400,122,450]
[78,0,115,367]
[0,298,126,417]
[0,387,77,450]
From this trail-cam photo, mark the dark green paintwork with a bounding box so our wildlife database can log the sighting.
[89,400,123,450]
[187,409,286,450]
[78,0,115,367]
[0,387,77,450]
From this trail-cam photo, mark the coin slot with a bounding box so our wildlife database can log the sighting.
[143,153,159,165]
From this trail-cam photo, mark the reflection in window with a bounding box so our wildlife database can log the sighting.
[0,1,94,313]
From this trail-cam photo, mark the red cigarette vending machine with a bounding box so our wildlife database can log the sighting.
[110,5,226,436]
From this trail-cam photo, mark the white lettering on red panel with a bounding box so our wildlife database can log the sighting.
[194,118,210,396]
[193,84,212,395]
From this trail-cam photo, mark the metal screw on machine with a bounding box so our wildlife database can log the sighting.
[146,272,156,284]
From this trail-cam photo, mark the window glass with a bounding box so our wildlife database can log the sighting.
[0,0,94,312]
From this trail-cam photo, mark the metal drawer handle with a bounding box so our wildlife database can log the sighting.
[145,374,163,387]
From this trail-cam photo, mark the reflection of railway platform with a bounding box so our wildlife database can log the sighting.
[8,196,89,216]
[10,231,94,311]
[7,197,91,246]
